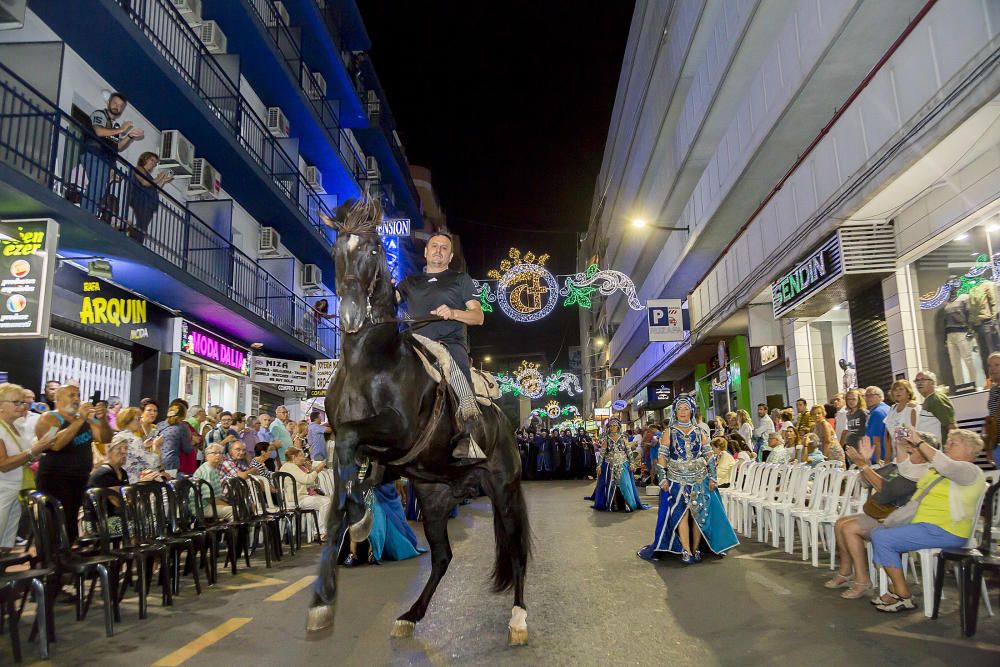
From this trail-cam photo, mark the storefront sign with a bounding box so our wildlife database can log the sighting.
[647,299,685,342]
[179,320,250,375]
[760,345,779,366]
[594,407,611,417]
[253,356,312,390]
[645,382,673,407]
[771,236,841,317]
[377,218,411,236]
[611,399,627,411]
[0,218,58,339]
[314,358,338,390]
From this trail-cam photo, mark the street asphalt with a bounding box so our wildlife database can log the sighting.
[3,480,998,666]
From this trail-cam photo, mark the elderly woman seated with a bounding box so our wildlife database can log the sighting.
[824,431,934,599]
[868,428,987,612]
[766,432,793,465]
[278,447,331,541]
[84,436,130,538]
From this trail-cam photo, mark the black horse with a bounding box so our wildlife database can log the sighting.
[307,196,531,645]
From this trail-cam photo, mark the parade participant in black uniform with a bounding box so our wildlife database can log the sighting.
[397,232,485,459]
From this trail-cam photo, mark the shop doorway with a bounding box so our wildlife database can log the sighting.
[804,302,856,399]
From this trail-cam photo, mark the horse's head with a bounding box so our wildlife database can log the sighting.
[322,193,394,334]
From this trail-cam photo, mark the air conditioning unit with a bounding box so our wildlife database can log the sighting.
[366,89,381,118]
[199,20,227,54]
[266,107,290,138]
[302,264,322,290]
[304,164,324,192]
[259,227,281,256]
[302,67,326,100]
[171,0,202,24]
[159,129,196,176]
[187,158,222,198]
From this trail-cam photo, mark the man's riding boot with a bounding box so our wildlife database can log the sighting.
[451,417,487,461]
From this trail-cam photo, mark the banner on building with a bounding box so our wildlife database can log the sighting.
[0,218,59,339]
[568,346,582,371]
[253,357,312,390]
[314,358,338,391]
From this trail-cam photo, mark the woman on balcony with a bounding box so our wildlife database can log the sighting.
[128,151,173,243]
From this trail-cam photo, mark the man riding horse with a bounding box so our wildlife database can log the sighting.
[396,230,485,461]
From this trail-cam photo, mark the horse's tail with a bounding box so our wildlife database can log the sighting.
[490,479,532,593]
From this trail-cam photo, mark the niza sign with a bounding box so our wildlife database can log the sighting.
[253,357,312,390]
[377,218,410,236]
[771,235,841,318]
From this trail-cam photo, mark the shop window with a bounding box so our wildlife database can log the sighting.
[180,362,203,407]
[911,224,999,395]
[206,372,239,410]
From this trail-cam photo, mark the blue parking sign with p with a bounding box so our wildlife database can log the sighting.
[647,299,684,342]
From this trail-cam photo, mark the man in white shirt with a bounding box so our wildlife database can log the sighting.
[15,388,41,440]
[831,392,848,443]
[753,403,775,451]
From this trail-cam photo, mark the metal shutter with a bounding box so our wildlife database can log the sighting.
[43,330,132,403]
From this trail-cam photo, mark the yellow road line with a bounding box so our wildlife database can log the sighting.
[265,575,317,602]
[151,617,253,666]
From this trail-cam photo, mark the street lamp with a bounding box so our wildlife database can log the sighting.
[484,356,492,363]
[631,218,689,232]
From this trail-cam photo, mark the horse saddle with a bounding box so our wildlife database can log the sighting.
[409,334,499,405]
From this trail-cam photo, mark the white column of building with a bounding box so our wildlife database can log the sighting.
[883,268,923,380]
[782,319,822,405]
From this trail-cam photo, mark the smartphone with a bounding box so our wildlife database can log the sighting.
[893,426,909,440]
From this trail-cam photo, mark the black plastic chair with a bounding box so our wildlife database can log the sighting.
[168,478,216,585]
[134,482,202,597]
[227,478,277,568]
[88,486,170,619]
[932,479,1000,635]
[26,492,118,637]
[274,472,321,549]
[0,569,50,663]
[190,478,243,576]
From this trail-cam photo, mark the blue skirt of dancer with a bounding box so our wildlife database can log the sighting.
[641,479,738,557]
[369,484,427,562]
[404,479,459,521]
[591,460,648,512]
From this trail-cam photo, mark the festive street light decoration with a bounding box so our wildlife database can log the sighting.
[487,248,560,323]
[473,280,495,314]
[513,361,545,399]
[545,400,562,418]
[544,370,583,396]
[561,263,644,311]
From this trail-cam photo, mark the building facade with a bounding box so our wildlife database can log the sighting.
[582,0,1000,426]
[0,0,420,415]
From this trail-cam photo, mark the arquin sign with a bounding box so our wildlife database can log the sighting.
[179,320,250,375]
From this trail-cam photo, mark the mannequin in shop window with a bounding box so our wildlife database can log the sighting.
[969,279,1000,372]
[941,286,978,387]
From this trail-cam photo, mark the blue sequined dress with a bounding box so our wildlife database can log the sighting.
[591,433,648,512]
[642,424,738,556]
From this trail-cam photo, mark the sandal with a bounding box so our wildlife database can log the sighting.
[840,582,872,599]
[870,592,900,606]
[824,574,853,589]
[876,596,916,612]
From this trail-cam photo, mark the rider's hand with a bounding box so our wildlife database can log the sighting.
[431,305,453,320]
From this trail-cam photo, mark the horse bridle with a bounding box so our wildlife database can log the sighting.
[338,247,442,334]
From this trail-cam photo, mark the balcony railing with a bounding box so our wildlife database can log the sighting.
[0,60,338,358]
[113,0,342,236]
[245,0,367,185]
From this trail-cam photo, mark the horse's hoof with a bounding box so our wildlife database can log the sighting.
[390,619,415,638]
[508,605,528,646]
[306,605,334,632]
[508,625,529,646]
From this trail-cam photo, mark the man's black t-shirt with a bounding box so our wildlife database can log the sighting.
[398,268,478,350]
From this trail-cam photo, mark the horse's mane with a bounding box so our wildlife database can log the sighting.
[333,188,383,234]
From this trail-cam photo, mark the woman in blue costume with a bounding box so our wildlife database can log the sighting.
[344,482,428,566]
[591,418,648,512]
[638,395,738,562]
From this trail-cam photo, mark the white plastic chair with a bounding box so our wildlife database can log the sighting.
[770,465,813,552]
[796,467,846,566]
[821,470,864,570]
[748,465,783,542]
[724,461,757,529]
[760,464,799,547]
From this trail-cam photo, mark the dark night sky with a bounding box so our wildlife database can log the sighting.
[358,1,635,370]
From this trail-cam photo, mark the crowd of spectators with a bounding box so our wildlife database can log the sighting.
[0,378,339,556]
